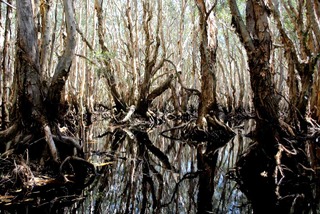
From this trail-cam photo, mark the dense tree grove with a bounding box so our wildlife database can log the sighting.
[0,0,320,213]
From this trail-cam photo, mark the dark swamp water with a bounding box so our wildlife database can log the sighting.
[0,117,257,214]
[63,117,255,214]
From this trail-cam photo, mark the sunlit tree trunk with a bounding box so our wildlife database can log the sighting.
[39,0,52,78]
[229,0,280,212]
[0,0,79,164]
[94,0,126,112]
[125,0,139,105]
[1,0,12,129]
[194,1,220,214]
[136,0,166,116]
[269,0,320,132]
[195,0,218,128]
[221,27,235,112]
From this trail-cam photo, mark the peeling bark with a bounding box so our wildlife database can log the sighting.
[195,0,218,128]
[230,1,313,213]
[47,0,76,118]
[94,0,126,112]
[135,0,166,116]
[269,0,320,131]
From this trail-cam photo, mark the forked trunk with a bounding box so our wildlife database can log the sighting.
[229,0,313,213]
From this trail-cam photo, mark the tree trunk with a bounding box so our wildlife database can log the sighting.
[0,0,79,164]
[229,0,287,212]
[230,0,280,144]
[195,0,218,128]
[269,0,320,132]
[136,0,166,116]
[47,0,76,119]
[94,0,126,112]
[39,0,52,78]
[15,0,45,127]
[1,0,12,129]
[230,1,313,213]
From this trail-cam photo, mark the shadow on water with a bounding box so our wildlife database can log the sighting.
[63,119,255,214]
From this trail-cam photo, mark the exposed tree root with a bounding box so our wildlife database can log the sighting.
[43,125,58,162]
[231,135,314,213]
[0,119,95,210]
[0,153,95,211]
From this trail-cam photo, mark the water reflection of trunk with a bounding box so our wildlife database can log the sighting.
[229,1,313,212]
[92,127,173,213]
[135,130,171,214]
[197,143,218,214]
[93,129,126,214]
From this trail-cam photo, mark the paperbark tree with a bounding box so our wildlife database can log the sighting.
[94,0,126,113]
[194,1,235,213]
[94,0,172,117]
[268,0,320,132]
[1,0,12,130]
[195,0,218,128]
[229,0,313,213]
[135,0,170,116]
[0,0,81,165]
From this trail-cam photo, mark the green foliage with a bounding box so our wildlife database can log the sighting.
[93,50,117,60]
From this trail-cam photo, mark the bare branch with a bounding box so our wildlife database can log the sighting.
[147,74,173,103]
[228,0,255,52]
[0,0,16,9]
[306,0,320,43]
[268,0,300,65]
[48,0,76,108]
[76,24,93,51]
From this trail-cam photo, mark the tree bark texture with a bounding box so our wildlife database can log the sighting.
[94,0,126,112]
[9,0,79,163]
[269,0,320,131]
[1,0,12,129]
[136,0,166,116]
[195,0,218,128]
[229,0,281,212]
[230,0,279,140]
[230,1,314,213]
[16,0,44,125]
[47,0,76,119]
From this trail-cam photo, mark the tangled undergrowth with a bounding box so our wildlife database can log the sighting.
[0,153,96,211]
[0,106,96,212]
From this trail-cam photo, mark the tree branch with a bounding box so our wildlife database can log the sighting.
[306,0,320,43]
[0,0,16,9]
[47,0,76,109]
[228,0,255,52]
[147,74,173,103]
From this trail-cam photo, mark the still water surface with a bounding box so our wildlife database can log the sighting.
[68,119,255,213]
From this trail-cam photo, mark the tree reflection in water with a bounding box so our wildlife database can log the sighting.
[67,119,255,213]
